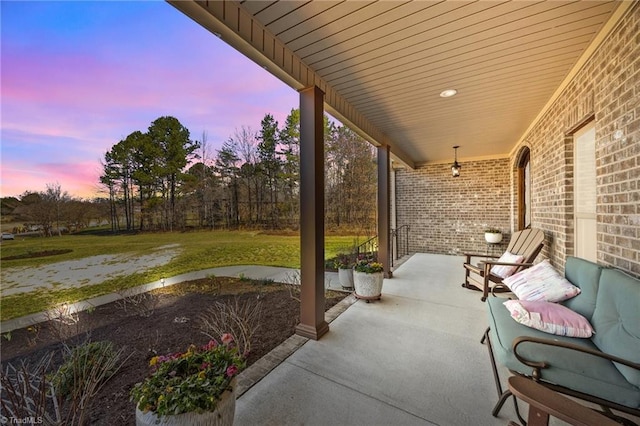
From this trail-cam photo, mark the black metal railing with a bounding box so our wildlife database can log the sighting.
[390,225,410,267]
[356,235,378,260]
[355,225,410,268]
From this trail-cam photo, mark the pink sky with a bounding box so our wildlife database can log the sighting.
[1,1,299,199]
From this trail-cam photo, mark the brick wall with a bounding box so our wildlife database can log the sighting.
[395,3,639,276]
[512,3,639,275]
[396,158,511,256]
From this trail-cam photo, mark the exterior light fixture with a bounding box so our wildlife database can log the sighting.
[451,146,461,177]
[440,89,457,98]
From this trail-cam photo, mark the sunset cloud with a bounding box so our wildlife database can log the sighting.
[1,1,298,198]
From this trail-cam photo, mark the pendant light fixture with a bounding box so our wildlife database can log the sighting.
[451,146,461,177]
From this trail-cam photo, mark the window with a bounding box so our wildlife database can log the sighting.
[574,123,597,261]
[518,148,531,230]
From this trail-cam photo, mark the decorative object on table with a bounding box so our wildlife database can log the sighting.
[334,252,356,290]
[131,334,245,426]
[484,228,503,244]
[353,258,384,302]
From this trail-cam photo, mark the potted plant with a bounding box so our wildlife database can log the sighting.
[484,228,503,244]
[334,253,356,290]
[131,334,245,426]
[353,258,384,302]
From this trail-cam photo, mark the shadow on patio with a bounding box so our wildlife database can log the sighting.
[234,253,520,425]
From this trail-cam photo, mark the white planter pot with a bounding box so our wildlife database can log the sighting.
[484,232,503,244]
[338,268,354,289]
[353,271,383,301]
[136,379,236,426]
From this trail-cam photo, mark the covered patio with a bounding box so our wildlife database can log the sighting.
[234,253,520,425]
[167,0,640,340]
[164,1,640,423]
[234,253,640,425]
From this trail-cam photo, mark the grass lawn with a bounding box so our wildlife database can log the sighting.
[0,230,367,321]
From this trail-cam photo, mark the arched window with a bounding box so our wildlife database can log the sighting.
[518,147,531,230]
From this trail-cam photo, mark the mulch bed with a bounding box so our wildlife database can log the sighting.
[0,277,346,425]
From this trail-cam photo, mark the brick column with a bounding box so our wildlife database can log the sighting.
[295,86,329,340]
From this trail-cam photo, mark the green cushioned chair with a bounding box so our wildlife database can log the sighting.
[484,256,640,423]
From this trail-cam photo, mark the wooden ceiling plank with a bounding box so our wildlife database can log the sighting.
[275,1,368,43]
[354,65,573,118]
[250,1,308,26]
[337,34,594,100]
[318,9,613,82]
[296,1,485,61]
[286,1,406,53]
[239,1,278,16]
[328,16,607,94]
[265,1,342,38]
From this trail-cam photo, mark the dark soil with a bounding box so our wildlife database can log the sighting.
[0,277,346,425]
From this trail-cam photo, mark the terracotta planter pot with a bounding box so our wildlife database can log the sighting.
[136,378,237,426]
[338,267,354,289]
[353,271,383,301]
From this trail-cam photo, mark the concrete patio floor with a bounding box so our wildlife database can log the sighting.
[234,253,523,426]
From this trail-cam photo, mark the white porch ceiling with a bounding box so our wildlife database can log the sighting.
[169,0,625,168]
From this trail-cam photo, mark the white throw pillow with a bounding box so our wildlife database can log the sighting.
[491,251,525,278]
[504,300,594,338]
[502,259,581,302]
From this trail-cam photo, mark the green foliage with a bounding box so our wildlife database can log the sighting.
[333,252,357,269]
[0,231,364,321]
[354,259,384,273]
[52,341,120,399]
[130,336,245,416]
[484,228,502,233]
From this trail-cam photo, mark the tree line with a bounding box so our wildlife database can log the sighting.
[1,111,378,236]
[1,184,108,236]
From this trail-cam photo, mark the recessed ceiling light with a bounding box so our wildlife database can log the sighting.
[440,89,458,98]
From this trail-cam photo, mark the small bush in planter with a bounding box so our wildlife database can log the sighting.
[354,259,384,274]
[130,334,245,416]
[334,253,356,269]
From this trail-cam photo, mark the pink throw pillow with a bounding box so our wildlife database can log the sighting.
[502,259,581,302]
[503,299,594,338]
[491,251,525,278]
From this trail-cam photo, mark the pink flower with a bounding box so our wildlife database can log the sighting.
[202,340,218,351]
[226,365,238,377]
[200,362,210,370]
[221,333,234,345]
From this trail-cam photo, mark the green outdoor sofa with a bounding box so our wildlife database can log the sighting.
[484,256,640,423]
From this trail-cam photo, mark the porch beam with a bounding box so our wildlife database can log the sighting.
[295,86,329,340]
[378,145,391,278]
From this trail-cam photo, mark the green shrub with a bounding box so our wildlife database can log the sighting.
[52,341,119,398]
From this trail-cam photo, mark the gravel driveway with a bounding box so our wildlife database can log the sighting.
[0,245,182,296]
